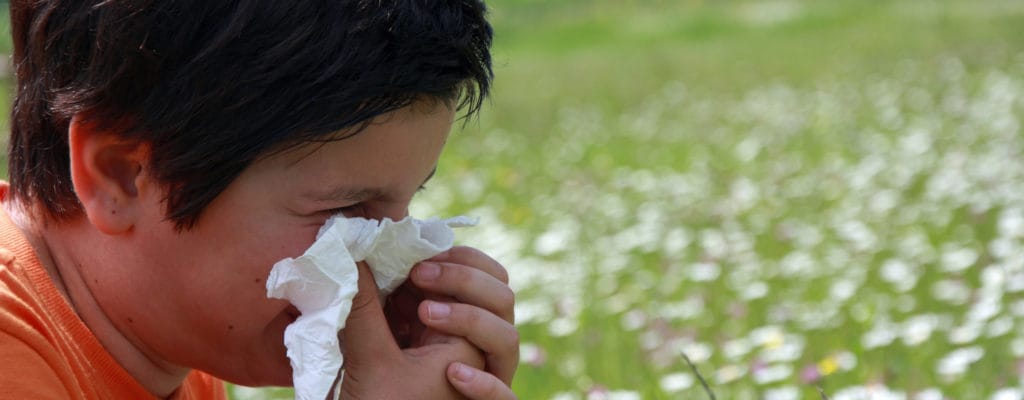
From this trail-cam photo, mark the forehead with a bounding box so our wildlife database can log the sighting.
[240,102,455,194]
[271,101,454,164]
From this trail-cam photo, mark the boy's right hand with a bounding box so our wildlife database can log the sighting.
[338,262,485,399]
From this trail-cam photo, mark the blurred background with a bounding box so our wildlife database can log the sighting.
[3,1,1024,399]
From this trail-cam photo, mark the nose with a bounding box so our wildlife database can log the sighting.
[367,204,410,222]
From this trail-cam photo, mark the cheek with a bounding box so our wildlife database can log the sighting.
[237,221,324,263]
[245,223,326,293]
[191,222,321,312]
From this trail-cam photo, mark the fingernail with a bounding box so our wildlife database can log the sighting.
[452,363,475,382]
[417,263,441,281]
[428,301,451,320]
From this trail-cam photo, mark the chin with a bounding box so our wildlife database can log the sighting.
[209,307,299,387]
[215,359,294,388]
[255,366,295,388]
[212,331,294,386]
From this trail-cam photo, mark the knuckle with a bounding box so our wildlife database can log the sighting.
[498,286,515,309]
[494,264,510,284]
[505,325,521,350]
[445,246,510,284]
[480,378,500,399]
[443,263,474,288]
[351,292,373,311]
[459,304,483,326]
[446,245,478,260]
[495,287,516,322]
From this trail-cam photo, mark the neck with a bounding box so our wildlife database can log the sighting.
[6,204,189,398]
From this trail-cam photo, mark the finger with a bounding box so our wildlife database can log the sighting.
[447,363,518,400]
[410,262,515,323]
[404,332,486,373]
[429,246,509,284]
[420,301,519,385]
[342,262,400,364]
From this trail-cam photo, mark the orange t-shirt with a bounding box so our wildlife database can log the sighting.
[0,186,227,399]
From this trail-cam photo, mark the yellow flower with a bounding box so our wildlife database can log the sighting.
[764,332,784,349]
[818,356,839,376]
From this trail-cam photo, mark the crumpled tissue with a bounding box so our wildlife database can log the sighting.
[265,215,477,400]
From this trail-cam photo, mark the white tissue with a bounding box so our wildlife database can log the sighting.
[266,215,477,400]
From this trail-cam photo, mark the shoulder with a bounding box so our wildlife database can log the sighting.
[0,246,51,343]
[0,274,75,399]
[0,239,79,398]
[0,223,54,348]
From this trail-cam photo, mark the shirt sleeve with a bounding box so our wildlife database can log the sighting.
[0,329,75,399]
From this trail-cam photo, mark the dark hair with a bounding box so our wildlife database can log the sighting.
[7,0,493,229]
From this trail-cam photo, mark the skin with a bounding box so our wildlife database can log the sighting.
[5,100,518,399]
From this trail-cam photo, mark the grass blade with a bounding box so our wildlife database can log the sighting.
[680,350,715,400]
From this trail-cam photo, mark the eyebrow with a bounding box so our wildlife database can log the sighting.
[303,166,438,203]
[420,167,437,187]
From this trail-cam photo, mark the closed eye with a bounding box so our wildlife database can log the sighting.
[325,203,362,217]
[321,184,426,219]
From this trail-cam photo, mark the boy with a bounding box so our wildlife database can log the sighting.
[0,1,518,399]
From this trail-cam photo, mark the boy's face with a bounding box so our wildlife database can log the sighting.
[120,102,454,385]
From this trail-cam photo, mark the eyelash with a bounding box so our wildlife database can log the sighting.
[324,204,360,216]
[322,186,428,215]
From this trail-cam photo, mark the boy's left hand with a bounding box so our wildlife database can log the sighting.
[385,246,518,397]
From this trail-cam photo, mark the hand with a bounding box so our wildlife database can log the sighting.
[339,262,484,399]
[408,246,519,399]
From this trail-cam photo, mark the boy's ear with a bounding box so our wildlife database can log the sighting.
[68,113,150,234]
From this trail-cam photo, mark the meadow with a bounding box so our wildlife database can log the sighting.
[405,1,1024,398]
[2,1,1024,399]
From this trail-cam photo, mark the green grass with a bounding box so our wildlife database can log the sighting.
[419,1,1024,398]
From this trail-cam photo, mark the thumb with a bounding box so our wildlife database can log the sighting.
[341,262,400,364]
